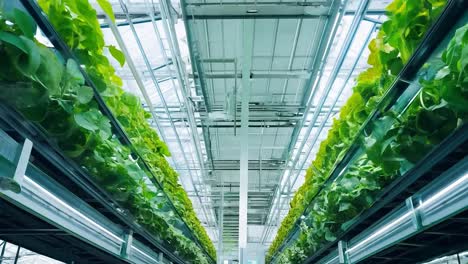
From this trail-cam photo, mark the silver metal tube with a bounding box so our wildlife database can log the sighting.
[185,9,226,231]
[239,18,254,252]
[280,19,303,102]
[281,0,371,194]
[106,18,168,144]
[151,0,220,233]
[265,20,280,95]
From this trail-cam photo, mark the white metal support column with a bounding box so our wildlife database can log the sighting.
[218,170,225,263]
[239,19,254,262]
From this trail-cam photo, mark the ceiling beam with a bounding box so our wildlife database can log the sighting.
[190,70,311,79]
[185,3,330,19]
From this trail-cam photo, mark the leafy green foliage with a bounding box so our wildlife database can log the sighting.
[266,0,451,263]
[36,0,216,260]
[96,0,115,23]
[0,3,215,262]
[108,45,125,67]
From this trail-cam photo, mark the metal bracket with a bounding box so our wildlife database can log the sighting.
[338,240,349,264]
[120,230,133,258]
[13,139,33,188]
[0,130,32,193]
[406,197,423,231]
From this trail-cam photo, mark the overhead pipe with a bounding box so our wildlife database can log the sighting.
[105,14,169,149]
[280,19,303,102]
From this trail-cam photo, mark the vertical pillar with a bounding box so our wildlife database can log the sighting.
[239,19,254,263]
[218,177,224,264]
[120,230,133,258]
[338,240,348,264]
[0,130,32,192]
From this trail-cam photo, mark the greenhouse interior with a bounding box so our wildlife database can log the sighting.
[0,0,467,263]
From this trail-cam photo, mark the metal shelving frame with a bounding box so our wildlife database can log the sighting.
[0,128,161,264]
[305,122,468,264]
[0,0,214,263]
[269,0,468,262]
[317,156,468,264]
[0,106,187,264]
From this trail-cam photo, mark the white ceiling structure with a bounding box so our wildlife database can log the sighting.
[93,0,391,261]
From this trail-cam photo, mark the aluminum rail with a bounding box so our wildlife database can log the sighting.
[107,12,218,249]
[107,0,218,237]
[139,0,217,235]
[152,0,218,234]
[106,17,168,144]
[0,130,161,264]
[279,19,303,102]
[260,0,346,242]
[260,0,347,244]
[266,2,375,241]
[180,0,213,112]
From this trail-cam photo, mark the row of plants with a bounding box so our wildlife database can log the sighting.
[274,21,468,263]
[37,0,217,260]
[266,0,453,262]
[0,1,215,263]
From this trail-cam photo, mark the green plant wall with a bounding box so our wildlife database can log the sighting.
[265,0,466,263]
[0,1,216,263]
[274,22,467,264]
[36,0,217,260]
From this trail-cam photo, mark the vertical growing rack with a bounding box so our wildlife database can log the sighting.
[268,0,468,263]
[0,0,215,263]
